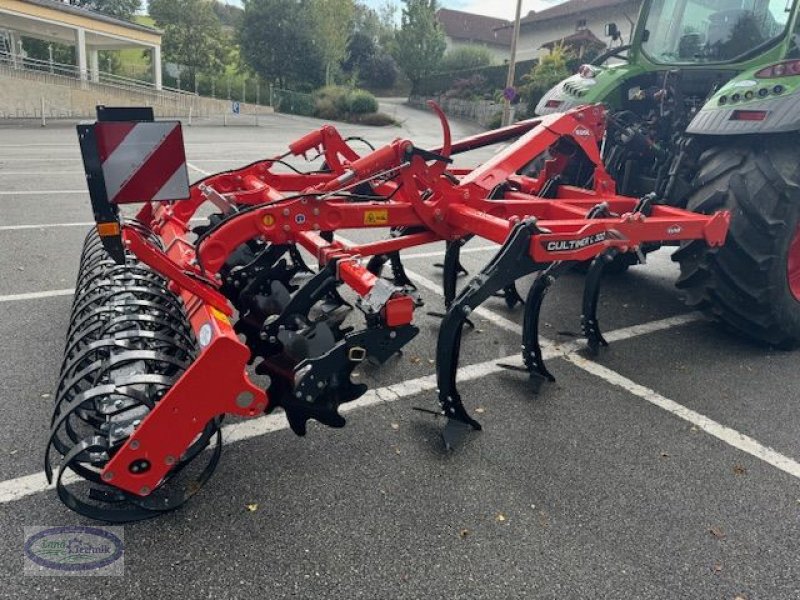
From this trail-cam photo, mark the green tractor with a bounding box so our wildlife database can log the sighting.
[536,0,800,347]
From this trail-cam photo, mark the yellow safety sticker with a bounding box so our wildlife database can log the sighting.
[262,214,275,227]
[364,209,389,226]
[209,306,230,325]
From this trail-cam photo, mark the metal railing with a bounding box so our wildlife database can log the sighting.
[0,51,194,101]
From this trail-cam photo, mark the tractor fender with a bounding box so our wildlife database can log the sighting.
[688,74,800,135]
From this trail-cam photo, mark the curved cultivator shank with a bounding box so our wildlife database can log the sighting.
[47,103,730,521]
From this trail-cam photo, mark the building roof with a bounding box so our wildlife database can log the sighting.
[497,0,635,29]
[540,28,606,49]
[18,0,162,35]
[435,8,512,47]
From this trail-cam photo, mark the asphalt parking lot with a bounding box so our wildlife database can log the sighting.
[1,102,799,599]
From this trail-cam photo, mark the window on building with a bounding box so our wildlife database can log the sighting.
[576,18,587,30]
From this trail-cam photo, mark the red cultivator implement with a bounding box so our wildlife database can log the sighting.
[47,104,730,521]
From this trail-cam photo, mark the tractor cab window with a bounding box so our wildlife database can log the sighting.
[641,0,791,63]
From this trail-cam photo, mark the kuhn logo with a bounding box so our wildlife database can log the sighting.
[544,232,607,252]
[667,225,683,235]
[574,127,591,137]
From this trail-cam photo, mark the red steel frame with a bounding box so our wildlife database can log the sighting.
[99,104,730,496]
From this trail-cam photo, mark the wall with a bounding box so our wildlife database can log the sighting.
[0,66,273,120]
[515,1,642,61]
[408,95,528,128]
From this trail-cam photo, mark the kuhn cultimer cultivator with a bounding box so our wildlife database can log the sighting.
[46,104,729,521]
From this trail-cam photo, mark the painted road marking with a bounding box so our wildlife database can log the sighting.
[0,190,86,195]
[0,312,702,505]
[0,289,74,303]
[567,353,800,480]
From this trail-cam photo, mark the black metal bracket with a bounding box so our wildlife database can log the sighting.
[435,218,546,449]
[581,249,618,355]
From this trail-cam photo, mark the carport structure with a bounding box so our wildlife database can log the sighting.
[0,0,163,89]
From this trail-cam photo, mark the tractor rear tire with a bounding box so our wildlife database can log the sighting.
[674,139,800,348]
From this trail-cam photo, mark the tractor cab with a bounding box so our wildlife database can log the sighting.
[640,0,791,64]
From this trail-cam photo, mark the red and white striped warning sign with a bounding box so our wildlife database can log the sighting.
[95,121,190,204]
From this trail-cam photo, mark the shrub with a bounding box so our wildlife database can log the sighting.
[519,45,573,113]
[444,74,488,100]
[441,45,494,72]
[347,90,379,114]
[312,86,379,120]
[361,53,399,90]
[355,112,398,126]
[486,111,503,129]
[314,86,350,113]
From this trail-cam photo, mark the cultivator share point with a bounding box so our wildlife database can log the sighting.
[46,103,729,521]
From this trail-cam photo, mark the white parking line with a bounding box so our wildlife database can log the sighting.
[0,289,74,303]
[187,162,211,176]
[402,245,497,260]
[0,171,82,176]
[0,217,207,232]
[2,235,795,507]
[0,312,700,505]
[0,190,86,195]
[0,222,94,232]
[567,354,800,480]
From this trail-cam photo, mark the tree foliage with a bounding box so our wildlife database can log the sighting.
[392,0,445,92]
[239,0,324,90]
[68,0,140,20]
[520,44,572,113]
[149,0,229,86]
[441,45,494,72]
[310,0,356,86]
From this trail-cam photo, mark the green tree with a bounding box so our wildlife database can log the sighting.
[392,0,445,93]
[441,45,494,72]
[520,44,572,113]
[149,0,229,88]
[311,0,356,86]
[239,0,324,90]
[69,0,140,19]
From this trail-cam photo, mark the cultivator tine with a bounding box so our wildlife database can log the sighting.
[581,249,617,355]
[433,243,469,277]
[428,239,475,327]
[498,261,576,391]
[436,219,546,449]
[495,283,525,309]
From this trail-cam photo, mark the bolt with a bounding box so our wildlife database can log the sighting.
[313,208,320,216]
[140,486,150,495]
[129,440,140,450]
[317,381,325,389]
[282,208,290,217]
[389,331,397,338]
[164,455,176,466]
[102,471,114,482]
[306,395,313,402]
[235,391,254,409]
[296,391,303,398]
[114,399,124,409]
[463,306,472,315]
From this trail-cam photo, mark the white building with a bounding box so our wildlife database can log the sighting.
[436,8,512,64]
[505,0,643,61]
